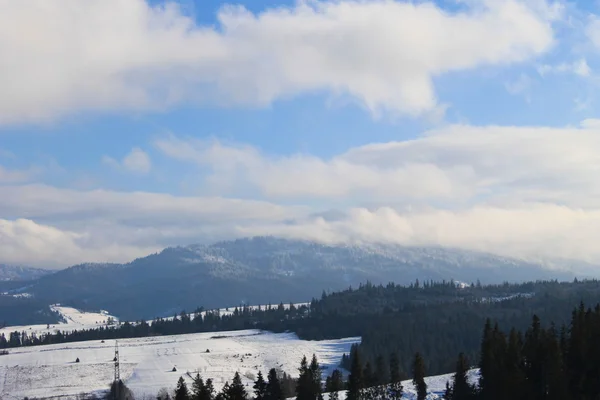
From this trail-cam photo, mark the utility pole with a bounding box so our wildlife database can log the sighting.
[114,340,120,400]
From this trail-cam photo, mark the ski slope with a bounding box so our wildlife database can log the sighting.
[0,329,359,399]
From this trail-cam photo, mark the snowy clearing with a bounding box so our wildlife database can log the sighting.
[0,305,118,339]
[0,329,359,399]
[321,369,480,400]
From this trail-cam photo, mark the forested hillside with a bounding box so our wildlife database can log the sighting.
[2,237,576,324]
[4,279,600,378]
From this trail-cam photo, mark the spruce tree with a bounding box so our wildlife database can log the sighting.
[175,376,191,400]
[347,349,364,400]
[325,370,344,400]
[192,373,205,400]
[220,383,230,400]
[389,352,401,384]
[412,352,427,400]
[363,361,376,388]
[227,372,247,400]
[296,355,312,400]
[444,381,452,400]
[374,355,388,386]
[309,354,323,400]
[202,378,215,400]
[504,328,525,400]
[265,368,284,400]
[389,352,403,400]
[449,353,475,400]
[253,371,267,400]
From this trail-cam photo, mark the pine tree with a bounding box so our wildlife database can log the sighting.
[347,349,364,400]
[309,354,323,400]
[363,362,376,388]
[175,376,191,400]
[449,353,475,400]
[412,352,427,400]
[202,378,215,400]
[253,371,267,400]
[389,352,401,384]
[389,352,403,400]
[220,383,231,400]
[374,355,388,386]
[325,370,344,400]
[444,381,452,400]
[265,368,284,400]
[226,372,247,400]
[192,373,205,400]
[296,355,312,400]
[504,328,525,400]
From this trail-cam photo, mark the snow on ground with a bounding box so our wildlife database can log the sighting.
[324,369,480,400]
[0,305,118,339]
[0,329,359,400]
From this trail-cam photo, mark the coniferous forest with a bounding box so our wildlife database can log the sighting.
[99,300,600,400]
[7,279,600,377]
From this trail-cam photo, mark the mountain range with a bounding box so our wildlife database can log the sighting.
[0,237,580,322]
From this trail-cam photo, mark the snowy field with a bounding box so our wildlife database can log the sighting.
[325,369,480,400]
[0,329,359,399]
[0,303,309,339]
[0,305,118,339]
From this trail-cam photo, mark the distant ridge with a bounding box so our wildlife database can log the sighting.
[1,236,576,323]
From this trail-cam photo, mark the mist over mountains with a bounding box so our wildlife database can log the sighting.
[0,236,578,322]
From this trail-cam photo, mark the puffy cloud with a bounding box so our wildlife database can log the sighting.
[0,184,309,267]
[103,147,152,174]
[5,201,600,270]
[0,0,557,124]
[238,204,600,267]
[6,121,600,268]
[155,123,600,208]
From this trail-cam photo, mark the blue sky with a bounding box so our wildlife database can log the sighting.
[3,0,600,268]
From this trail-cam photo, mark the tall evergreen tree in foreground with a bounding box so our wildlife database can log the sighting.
[202,378,215,400]
[389,352,403,400]
[192,373,205,400]
[254,371,267,400]
[227,372,247,400]
[309,354,323,400]
[265,368,284,400]
[325,369,344,400]
[296,355,312,400]
[412,352,427,400]
[445,353,475,400]
[175,376,191,400]
[347,348,364,400]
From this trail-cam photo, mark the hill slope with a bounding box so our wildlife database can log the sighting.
[0,264,51,281]
[14,237,575,321]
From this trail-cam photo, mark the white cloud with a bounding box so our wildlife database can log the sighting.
[0,184,309,267]
[155,123,600,209]
[9,122,600,268]
[537,58,591,76]
[0,0,557,124]
[103,147,152,174]
[238,204,600,265]
[0,218,155,267]
[0,165,38,183]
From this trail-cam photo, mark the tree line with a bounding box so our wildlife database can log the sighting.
[8,279,600,378]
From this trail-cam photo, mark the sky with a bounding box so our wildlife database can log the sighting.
[3,0,600,269]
